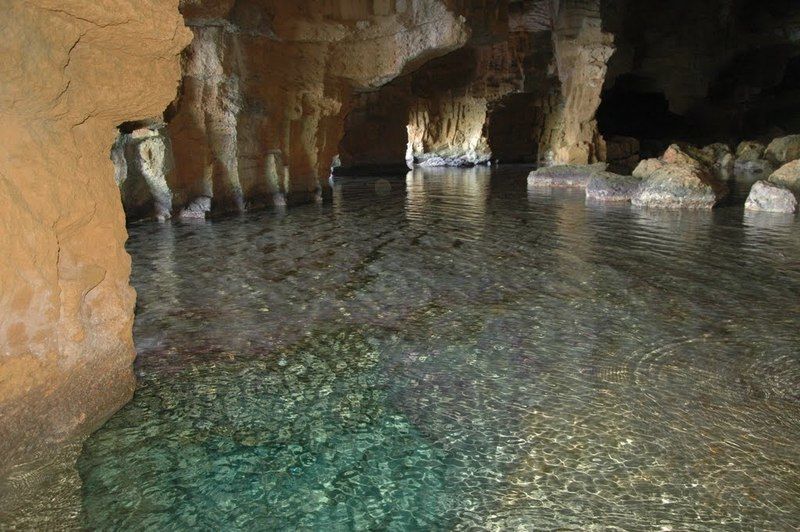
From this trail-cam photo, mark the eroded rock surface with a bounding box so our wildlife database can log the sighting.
[167,0,469,212]
[116,127,175,221]
[0,0,190,481]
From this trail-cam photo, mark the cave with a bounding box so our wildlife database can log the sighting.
[2,0,800,529]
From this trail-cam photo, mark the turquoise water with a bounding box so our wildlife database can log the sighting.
[76,167,800,529]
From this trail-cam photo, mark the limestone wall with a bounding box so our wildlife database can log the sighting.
[165,0,469,213]
[0,0,190,475]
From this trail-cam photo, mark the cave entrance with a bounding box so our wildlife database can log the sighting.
[336,80,413,176]
[485,93,539,164]
[597,73,691,159]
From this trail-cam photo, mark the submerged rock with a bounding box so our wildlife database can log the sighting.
[765,134,800,166]
[632,164,727,209]
[586,171,641,202]
[745,181,798,213]
[527,163,607,188]
[736,140,766,162]
[768,159,800,198]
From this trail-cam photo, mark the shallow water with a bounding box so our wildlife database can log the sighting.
[74,167,800,529]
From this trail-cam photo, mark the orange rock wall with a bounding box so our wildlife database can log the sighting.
[0,0,190,474]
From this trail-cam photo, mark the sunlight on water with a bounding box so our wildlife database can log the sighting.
[71,167,800,529]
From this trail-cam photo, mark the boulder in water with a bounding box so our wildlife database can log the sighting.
[745,181,798,213]
[527,163,607,188]
[765,134,800,166]
[768,159,800,198]
[632,163,727,209]
[586,171,642,202]
[736,140,766,162]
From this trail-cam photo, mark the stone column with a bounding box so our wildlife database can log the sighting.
[543,0,614,165]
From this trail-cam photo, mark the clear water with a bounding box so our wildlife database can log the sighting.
[75,167,800,530]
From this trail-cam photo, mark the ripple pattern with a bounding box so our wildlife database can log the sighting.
[66,166,800,529]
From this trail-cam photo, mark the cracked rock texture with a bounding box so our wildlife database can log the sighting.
[0,0,190,478]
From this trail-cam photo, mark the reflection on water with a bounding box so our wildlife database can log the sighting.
[23,167,800,529]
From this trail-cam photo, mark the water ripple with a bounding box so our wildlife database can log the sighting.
[14,166,797,530]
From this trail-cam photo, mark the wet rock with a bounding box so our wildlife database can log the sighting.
[631,164,727,209]
[744,181,798,213]
[417,155,476,168]
[764,134,800,166]
[768,159,800,198]
[527,163,607,188]
[179,196,212,219]
[736,141,766,161]
[586,172,641,202]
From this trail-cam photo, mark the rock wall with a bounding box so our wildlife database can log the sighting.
[599,0,800,147]
[540,0,614,164]
[339,1,558,171]
[0,0,190,477]
[162,0,469,215]
[339,0,618,171]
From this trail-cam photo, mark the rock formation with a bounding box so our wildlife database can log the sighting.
[765,135,800,167]
[115,126,175,221]
[3,0,800,500]
[338,0,618,173]
[339,3,559,172]
[745,181,798,214]
[0,0,190,478]
[585,171,641,202]
[769,160,800,199]
[527,162,607,188]
[631,144,729,209]
[164,0,469,215]
[541,0,614,165]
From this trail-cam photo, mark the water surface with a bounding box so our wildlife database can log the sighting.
[79,167,800,529]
